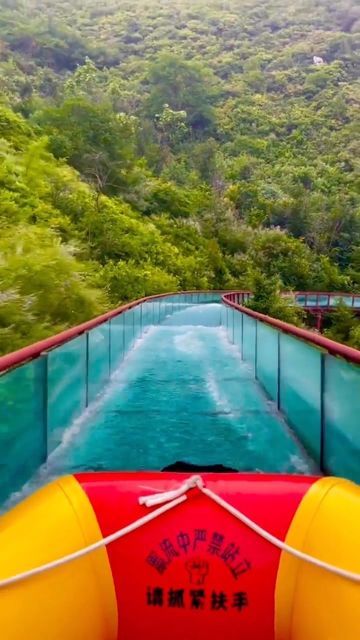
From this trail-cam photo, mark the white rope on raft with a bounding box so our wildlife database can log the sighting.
[0,475,359,588]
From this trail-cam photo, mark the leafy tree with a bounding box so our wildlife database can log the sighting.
[309,256,351,292]
[190,138,223,186]
[324,302,360,346]
[63,57,102,100]
[35,98,138,196]
[246,271,304,326]
[246,229,314,290]
[0,104,32,147]
[145,54,218,133]
[0,225,107,351]
[96,260,179,303]
[349,324,360,350]
[154,104,188,149]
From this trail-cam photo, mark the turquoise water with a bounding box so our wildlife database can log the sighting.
[9,304,315,504]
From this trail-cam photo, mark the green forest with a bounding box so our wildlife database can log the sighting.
[0,0,359,353]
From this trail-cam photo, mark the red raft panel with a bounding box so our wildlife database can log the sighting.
[77,472,316,640]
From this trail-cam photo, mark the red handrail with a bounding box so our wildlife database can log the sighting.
[222,293,360,365]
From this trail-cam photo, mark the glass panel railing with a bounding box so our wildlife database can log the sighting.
[225,306,232,343]
[0,359,46,503]
[88,322,111,403]
[318,295,330,307]
[293,293,360,309]
[233,310,242,352]
[231,307,235,342]
[324,356,360,483]
[243,314,256,369]
[110,315,124,373]
[220,303,227,329]
[133,305,142,340]
[159,299,168,323]
[151,300,159,325]
[142,301,152,329]
[295,294,306,306]
[206,292,222,303]
[123,308,135,353]
[256,323,278,402]
[305,295,318,307]
[279,334,322,463]
[47,335,87,452]
[161,292,222,306]
[227,304,360,479]
[329,295,352,307]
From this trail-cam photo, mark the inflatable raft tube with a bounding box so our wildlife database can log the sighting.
[0,472,359,640]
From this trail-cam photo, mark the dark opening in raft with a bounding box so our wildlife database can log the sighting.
[162,461,238,473]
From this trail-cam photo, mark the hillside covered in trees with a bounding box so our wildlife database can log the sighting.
[0,0,359,352]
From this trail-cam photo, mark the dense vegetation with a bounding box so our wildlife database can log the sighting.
[0,0,359,352]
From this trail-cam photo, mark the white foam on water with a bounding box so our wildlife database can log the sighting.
[164,303,222,327]
[173,329,205,356]
[289,454,314,474]
[205,369,233,418]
